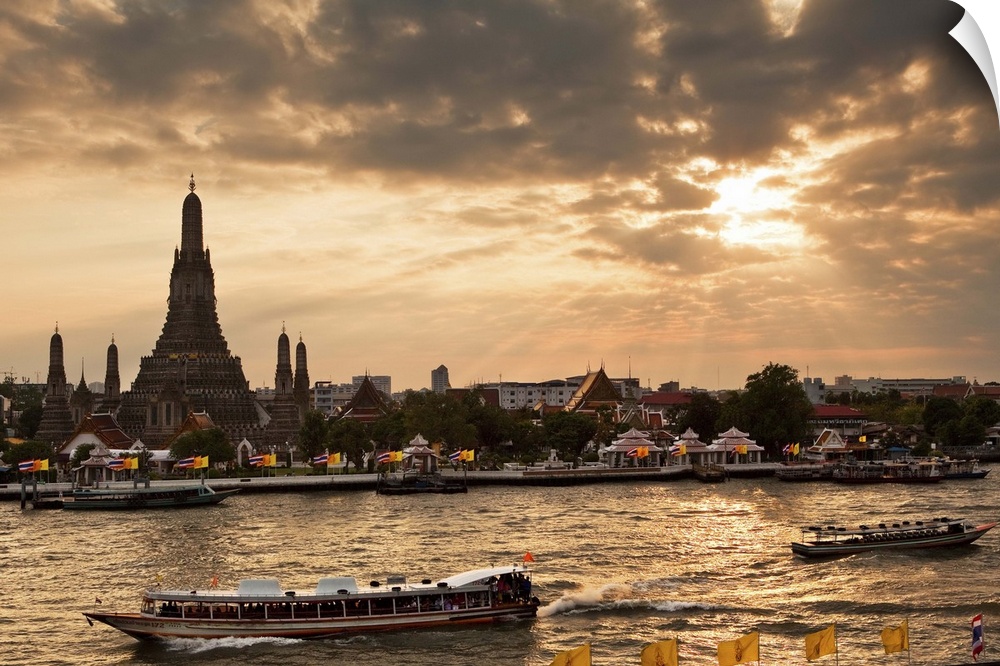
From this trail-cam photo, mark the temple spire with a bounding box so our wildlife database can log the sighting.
[180,174,204,256]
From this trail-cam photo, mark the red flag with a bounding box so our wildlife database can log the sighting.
[523,552,535,563]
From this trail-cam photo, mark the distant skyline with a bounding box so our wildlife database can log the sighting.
[3,1,999,394]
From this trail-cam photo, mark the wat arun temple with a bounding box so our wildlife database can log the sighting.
[35,176,307,455]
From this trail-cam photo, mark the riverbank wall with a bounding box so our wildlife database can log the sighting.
[0,463,784,500]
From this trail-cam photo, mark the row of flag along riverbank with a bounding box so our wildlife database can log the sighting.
[551,615,987,664]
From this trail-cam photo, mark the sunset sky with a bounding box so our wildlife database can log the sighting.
[3,0,999,394]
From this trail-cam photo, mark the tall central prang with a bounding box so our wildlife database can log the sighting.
[116,176,264,447]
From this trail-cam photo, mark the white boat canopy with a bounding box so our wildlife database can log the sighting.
[437,565,531,588]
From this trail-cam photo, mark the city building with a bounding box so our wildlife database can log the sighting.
[431,365,450,394]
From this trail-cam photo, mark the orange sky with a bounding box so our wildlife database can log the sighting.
[3,0,999,393]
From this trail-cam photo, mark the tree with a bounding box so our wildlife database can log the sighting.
[938,415,986,449]
[464,391,515,449]
[297,410,331,463]
[725,363,814,456]
[922,397,963,438]
[329,417,371,472]
[542,412,597,461]
[964,396,1000,428]
[71,443,96,469]
[10,439,57,466]
[169,428,235,466]
[676,393,722,441]
[18,404,43,440]
[401,391,476,449]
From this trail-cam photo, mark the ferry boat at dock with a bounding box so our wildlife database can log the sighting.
[63,483,238,510]
[790,517,996,558]
[83,564,539,640]
[831,460,942,484]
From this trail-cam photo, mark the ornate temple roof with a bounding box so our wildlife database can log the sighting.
[563,367,621,415]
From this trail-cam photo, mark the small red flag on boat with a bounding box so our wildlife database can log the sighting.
[523,552,535,563]
[210,575,219,589]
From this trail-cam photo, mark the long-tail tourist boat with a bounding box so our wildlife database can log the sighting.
[83,564,539,640]
[790,517,996,558]
[63,483,238,510]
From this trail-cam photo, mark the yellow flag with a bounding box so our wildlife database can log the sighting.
[126,457,138,470]
[859,435,867,443]
[680,443,686,455]
[391,450,404,463]
[881,619,909,654]
[805,624,837,661]
[551,643,590,666]
[641,639,678,666]
[268,454,277,467]
[793,443,800,455]
[330,452,341,465]
[465,449,475,462]
[194,455,209,469]
[718,631,759,666]
[37,459,50,472]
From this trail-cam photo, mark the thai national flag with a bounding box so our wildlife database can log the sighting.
[176,457,196,469]
[625,447,639,457]
[312,453,328,465]
[249,454,264,467]
[449,450,462,463]
[107,459,125,470]
[376,452,392,464]
[782,443,792,454]
[18,460,36,472]
[973,614,984,661]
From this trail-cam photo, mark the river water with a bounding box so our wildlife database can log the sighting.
[1,475,997,665]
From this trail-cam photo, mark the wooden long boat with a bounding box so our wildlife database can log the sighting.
[376,471,468,495]
[83,564,539,640]
[692,463,726,483]
[63,484,238,510]
[790,517,996,558]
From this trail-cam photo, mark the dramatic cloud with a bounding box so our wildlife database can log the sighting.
[2,0,998,393]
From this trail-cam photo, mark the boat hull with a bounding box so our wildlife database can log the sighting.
[84,603,536,640]
[791,522,996,558]
[63,488,239,510]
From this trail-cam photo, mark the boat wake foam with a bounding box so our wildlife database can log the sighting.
[538,583,719,618]
[538,583,631,617]
[163,636,302,652]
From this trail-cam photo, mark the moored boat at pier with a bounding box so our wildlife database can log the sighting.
[63,483,238,510]
[940,458,991,479]
[83,564,538,640]
[775,463,833,482]
[790,517,996,558]
[832,460,942,484]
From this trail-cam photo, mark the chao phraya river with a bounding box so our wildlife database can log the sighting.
[2,474,998,665]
